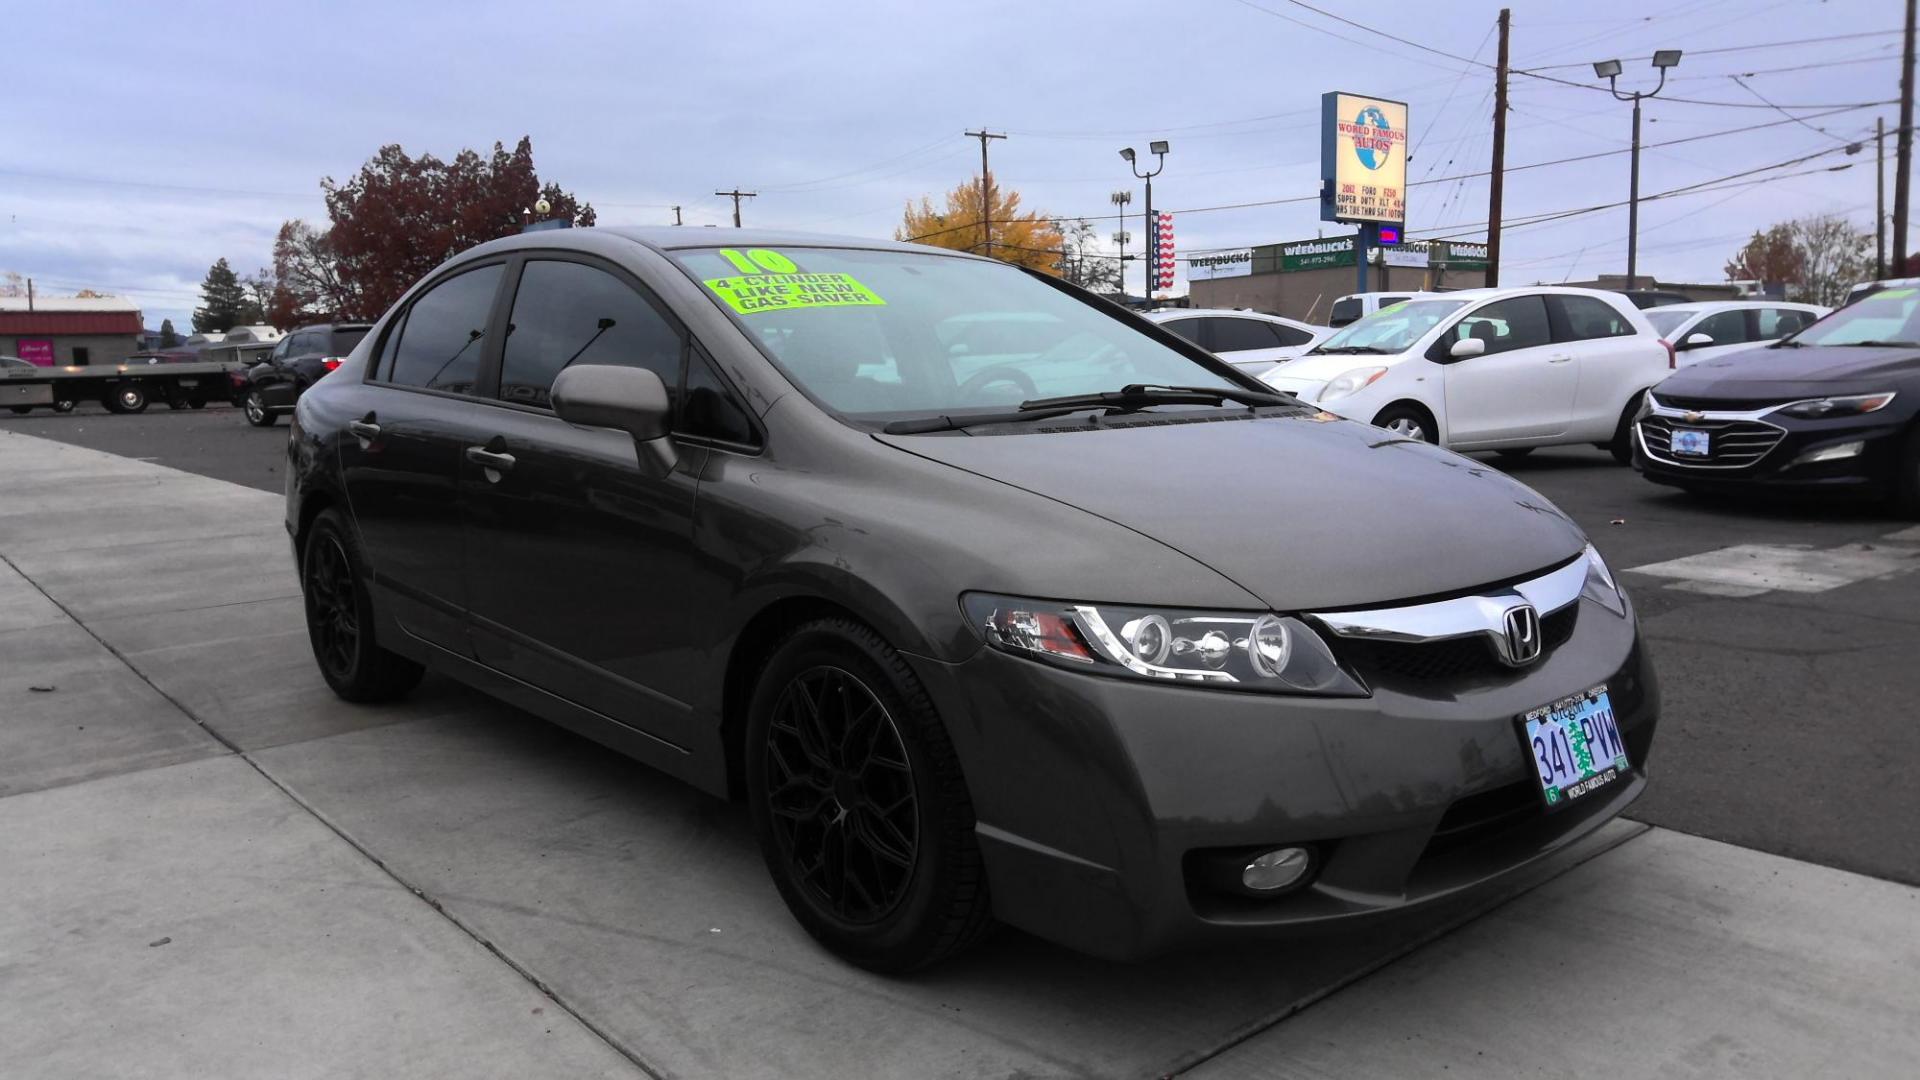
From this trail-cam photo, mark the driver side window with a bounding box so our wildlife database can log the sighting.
[1445,295,1551,358]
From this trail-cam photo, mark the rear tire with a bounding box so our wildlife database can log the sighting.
[111,384,149,414]
[745,617,994,973]
[300,509,424,703]
[1609,392,1645,465]
[244,391,277,427]
[8,405,30,415]
[52,398,75,414]
[188,397,207,409]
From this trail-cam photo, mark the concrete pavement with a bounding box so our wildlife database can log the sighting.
[2,425,1917,1078]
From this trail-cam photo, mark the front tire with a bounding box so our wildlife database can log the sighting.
[52,398,76,414]
[300,509,424,703]
[1893,424,1920,518]
[746,618,993,972]
[1373,404,1435,443]
[244,391,277,427]
[111,384,149,414]
[1609,392,1645,464]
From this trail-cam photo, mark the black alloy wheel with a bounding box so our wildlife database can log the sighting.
[764,666,921,926]
[300,509,423,702]
[746,618,994,972]
[304,532,361,682]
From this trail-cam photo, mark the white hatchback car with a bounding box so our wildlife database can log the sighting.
[1144,309,1330,375]
[1260,286,1671,461]
[1643,301,1828,366]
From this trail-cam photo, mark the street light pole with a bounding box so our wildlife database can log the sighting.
[1120,142,1168,305]
[1596,50,1681,288]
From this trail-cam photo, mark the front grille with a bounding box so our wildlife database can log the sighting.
[1649,392,1791,412]
[1338,604,1577,682]
[1639,414,1786,468]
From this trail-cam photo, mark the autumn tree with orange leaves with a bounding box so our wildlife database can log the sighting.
[897,179,1064,274]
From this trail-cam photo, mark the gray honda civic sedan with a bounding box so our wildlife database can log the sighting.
[286,227,1657,971]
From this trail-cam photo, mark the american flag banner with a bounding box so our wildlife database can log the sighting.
[1150,211,1176,292]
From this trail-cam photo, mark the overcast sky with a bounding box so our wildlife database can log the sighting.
[1,0,1904,329]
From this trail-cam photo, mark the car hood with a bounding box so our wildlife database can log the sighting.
[1267,350,1415,383]
[877,412,1585,611]
[1657,344,1920,400]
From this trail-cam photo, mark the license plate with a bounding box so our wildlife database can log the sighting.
[1518,685,1629,811]
[177,378,199,387]
[1670,428,1710,456]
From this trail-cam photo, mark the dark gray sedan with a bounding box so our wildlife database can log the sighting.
[285,228,1657,971]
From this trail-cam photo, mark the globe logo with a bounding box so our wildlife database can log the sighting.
[1352,106,1393,170]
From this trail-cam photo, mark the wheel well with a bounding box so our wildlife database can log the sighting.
[719,595,864,800]
[1374,398,1437,436]
[293,490,336,562]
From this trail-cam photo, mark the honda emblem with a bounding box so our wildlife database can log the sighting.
[1498,604,1543,667]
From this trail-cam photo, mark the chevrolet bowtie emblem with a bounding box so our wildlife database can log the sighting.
[1684,411,1704,423]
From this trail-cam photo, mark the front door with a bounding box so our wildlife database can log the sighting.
[1440,294,1575,446]
[457,256,713,750]
[337,262,508,653]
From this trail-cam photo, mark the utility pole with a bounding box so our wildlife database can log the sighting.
[671,205,683,226]
[1879,118,1888,279]
[964,129,1006,256]
[1895,0,1916,271]
[1110,190,1133,296]
[1487,8,1511,287]
[715,189,756,228]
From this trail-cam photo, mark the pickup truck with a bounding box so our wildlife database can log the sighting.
[1,352,250,415]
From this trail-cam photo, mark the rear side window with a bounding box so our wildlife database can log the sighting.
[1693,309,1751,346]
[1271,323,1314,347]
[1549,295,1636,341]
[498,260,684,410]
[1208,318,1282,352]
[385,264,504,394]
[1760,308,1815,337]
[1160,318,1204,345]
[1449,295,1552,356]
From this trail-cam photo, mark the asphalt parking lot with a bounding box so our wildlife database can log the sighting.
[3,408,1918,1078]
[10,404,1916,886]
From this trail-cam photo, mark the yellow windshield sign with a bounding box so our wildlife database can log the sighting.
[705,271,885,315]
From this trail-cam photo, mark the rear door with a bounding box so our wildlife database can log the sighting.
[1438,294,1572,446]
[336,262,509,653]
[457,254,724,750]
[1550,293,1661,439]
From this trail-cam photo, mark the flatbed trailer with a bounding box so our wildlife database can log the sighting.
[1,359,245,415]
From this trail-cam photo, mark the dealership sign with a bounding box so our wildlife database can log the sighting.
[1150,211,1176,291]
[1187,249,1253,281]
[1442,241,1489,267]
[1280,237,1355,271]
[1321,91,1408,225]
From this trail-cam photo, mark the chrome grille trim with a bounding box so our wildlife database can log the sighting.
[1308,556,1586,644]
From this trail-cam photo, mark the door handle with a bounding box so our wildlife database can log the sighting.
[1547,355,1574,364]
[347,420,381,439]
[465,446,517,473]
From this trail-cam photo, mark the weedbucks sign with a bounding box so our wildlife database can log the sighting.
[1280,237,1355,271]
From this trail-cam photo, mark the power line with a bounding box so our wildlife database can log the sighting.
[1520,29,1905,71]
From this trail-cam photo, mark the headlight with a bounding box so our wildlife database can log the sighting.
[1319,366,1389,402]
[1580,544,1628,618]
[1776,392,1897,419]
[963,594,1367,696]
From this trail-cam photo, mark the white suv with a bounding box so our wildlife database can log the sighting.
[1260,286,1671,462]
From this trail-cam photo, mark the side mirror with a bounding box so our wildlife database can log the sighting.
[551,364,677,477]
[1682,332,1714,349]
[1449,336,1487,360]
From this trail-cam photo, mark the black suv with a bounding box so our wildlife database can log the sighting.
[241,323,370,426]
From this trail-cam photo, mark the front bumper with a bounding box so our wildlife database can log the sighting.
[1633,408,1908,495]
[908,594,1657,961]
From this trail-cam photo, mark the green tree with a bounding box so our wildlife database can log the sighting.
[192,258,249,333]
[159,318,180,348]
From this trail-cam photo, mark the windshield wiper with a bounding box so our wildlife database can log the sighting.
[1311,345,1393,355]
[882,406,1095,435]
[1768,339,1807,348]
[1017,383,1290,413]
[1837,340,1919,348]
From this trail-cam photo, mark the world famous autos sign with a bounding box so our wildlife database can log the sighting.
[1321,91,1407,225]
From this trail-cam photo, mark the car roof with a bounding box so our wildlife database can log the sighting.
[1646,300,1818,316]
[457,225,996,265]
[1143,308,1304,322]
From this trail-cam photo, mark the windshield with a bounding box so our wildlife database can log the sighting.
[671,246,1235,421]
[1313,298,1467,354]
[1791,288,1920,347]
[1645,309,1693,337]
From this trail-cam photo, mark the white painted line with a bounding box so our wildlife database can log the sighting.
[1884,525,1920,544]
[1627,542,1920,595]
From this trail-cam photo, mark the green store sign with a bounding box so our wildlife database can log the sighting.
[1279,237,1356,271]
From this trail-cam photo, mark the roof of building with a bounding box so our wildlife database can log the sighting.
[0,294,145,336]
[0,295,142,313]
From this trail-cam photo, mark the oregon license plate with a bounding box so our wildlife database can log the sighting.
[1518,685,1629,811]
[1670,428,1710,456]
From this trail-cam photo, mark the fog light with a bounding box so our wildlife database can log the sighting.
[1242,847,1311,892]
[1792,440,1865,466]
